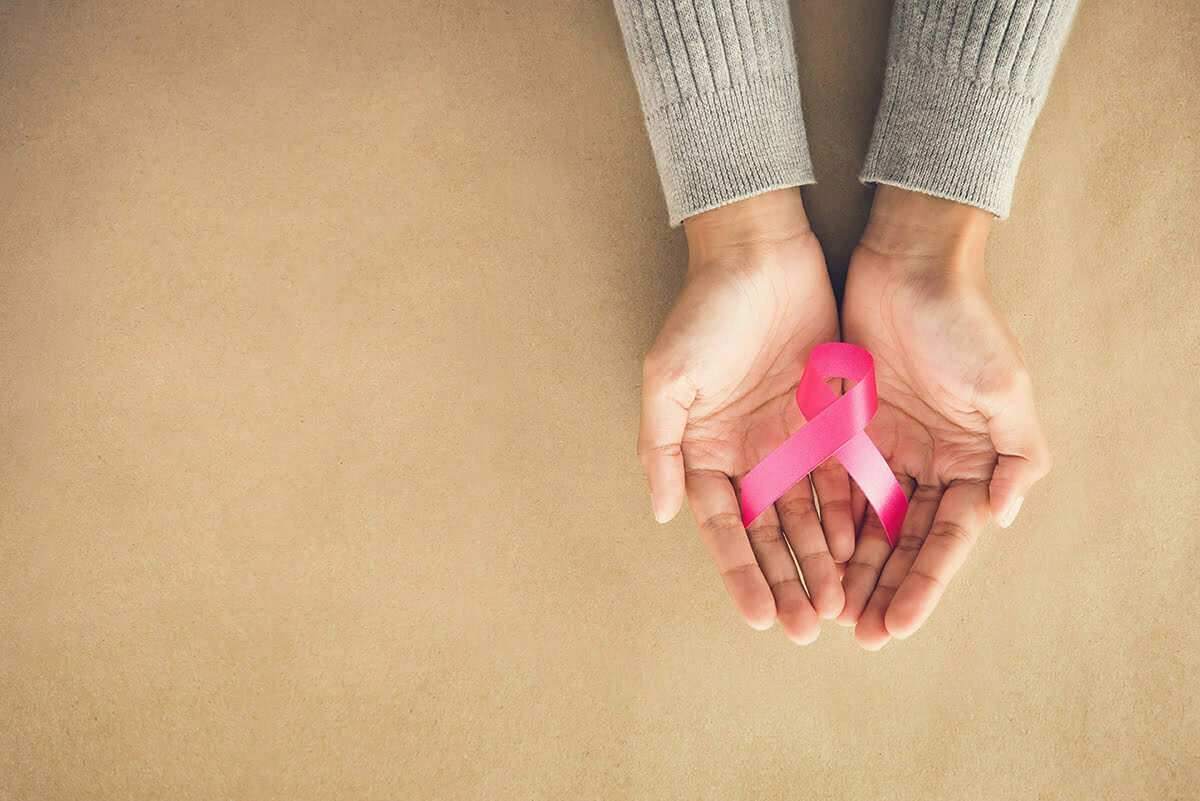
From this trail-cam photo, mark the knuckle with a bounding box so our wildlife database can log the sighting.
[928,519,975,549]
[909,566,945,591]
[794,548,830,571]
[893,534,924,555]
[777,494,817,523]
[746,523,784,547]
[720,562,760,582]
[699,511,745,538]
[816,498,851,517]
[636,440,682,461]
[872,582,899,600]
[844,557,881,578]
[911,485,942,504]
[769,575,805,594]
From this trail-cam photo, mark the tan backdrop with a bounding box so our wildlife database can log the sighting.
[1,1,1197,798]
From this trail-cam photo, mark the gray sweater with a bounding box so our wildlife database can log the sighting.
[613,0,1080,225]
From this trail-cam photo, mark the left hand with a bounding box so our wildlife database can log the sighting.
[836,186,1053,649]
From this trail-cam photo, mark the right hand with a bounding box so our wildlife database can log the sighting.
[638,189,854,643]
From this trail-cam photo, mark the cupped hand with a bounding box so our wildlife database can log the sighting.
[638,189,855,643]
[837,186,1053,649]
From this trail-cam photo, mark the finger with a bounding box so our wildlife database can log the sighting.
[854,484,943,650]
[849,481,868,536]
[745,502,821,644]
[637,369,696,523]
[776,478,844,622]
[835,481,869,580]
[885,479,990,639]
[982,370,1052,528]
[837,474,915,628]
[810,457,855,564]
[835,508,891,628]
[685,468,776,630]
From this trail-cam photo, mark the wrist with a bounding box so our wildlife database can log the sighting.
[682,188,812,261]
[858,185,992,268]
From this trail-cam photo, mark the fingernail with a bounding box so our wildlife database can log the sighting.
[999,496,1025,528]
[653,500,668,524]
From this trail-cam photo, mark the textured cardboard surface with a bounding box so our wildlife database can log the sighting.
[1,1,1197,798]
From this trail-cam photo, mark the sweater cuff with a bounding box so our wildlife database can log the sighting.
[644,74,815,227]
[860,61,1040,219]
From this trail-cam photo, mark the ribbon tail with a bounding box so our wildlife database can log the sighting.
[832,431,908,546]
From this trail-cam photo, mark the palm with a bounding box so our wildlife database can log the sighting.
[678,237,837,480]
[837,247,1050,647]
[843,253,1015,488]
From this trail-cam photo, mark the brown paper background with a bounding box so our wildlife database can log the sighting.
[1,1,1197,798]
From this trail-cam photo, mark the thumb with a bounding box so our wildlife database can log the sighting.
[983,370,1053,528]
[637,366,695,524]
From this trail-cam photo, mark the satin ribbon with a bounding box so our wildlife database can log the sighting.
[740,343,908,546]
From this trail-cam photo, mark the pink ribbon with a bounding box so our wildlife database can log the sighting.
[740,343,908,547]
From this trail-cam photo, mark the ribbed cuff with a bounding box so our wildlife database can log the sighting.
[860,61,1040,218]
[644,74,815,227]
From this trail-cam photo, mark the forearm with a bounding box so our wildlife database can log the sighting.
[862,0,1081,218]
[613,0,815,226]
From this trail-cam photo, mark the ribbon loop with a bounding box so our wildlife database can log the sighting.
[740,343,908,546]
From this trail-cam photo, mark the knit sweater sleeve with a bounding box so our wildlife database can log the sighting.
[861,0,1081,217]
[612,1,815,227]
